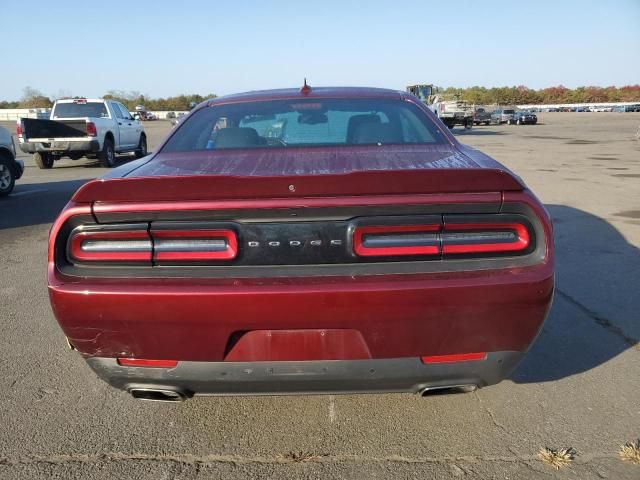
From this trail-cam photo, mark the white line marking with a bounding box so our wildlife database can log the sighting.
[328,395,336,423]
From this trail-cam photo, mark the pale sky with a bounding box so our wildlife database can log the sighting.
[2,0,639,101]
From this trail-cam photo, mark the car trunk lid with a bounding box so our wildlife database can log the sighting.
[72,146,524,203]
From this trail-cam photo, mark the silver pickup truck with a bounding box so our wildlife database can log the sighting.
[18,98,147,169]
[0,126,24,196]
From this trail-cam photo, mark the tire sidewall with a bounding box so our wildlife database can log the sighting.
[34,152,54,169]
[136,135,147,159]
[0,158,15,196]
[100,137,115,167]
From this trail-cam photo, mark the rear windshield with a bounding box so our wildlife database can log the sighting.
[161,98,445,152]
[52,102,109,119]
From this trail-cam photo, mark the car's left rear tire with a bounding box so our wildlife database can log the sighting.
[0,157,16,196]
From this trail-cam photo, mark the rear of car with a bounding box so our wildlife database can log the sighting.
[48,88,554,401]
[510,111,538,125]
[473,108,491,125]
[500,109,516,123]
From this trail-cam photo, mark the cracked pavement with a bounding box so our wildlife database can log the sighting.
[1,114,639,479]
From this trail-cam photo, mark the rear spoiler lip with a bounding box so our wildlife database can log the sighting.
[90,192,504,222]
[72,169,524,204]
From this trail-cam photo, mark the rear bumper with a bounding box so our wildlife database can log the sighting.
[86,351,524,397]
[51,267,554,362]
[19,140,100,154]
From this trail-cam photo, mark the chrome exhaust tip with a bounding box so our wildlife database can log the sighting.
[129,388,187,402]
[418,384,477,397]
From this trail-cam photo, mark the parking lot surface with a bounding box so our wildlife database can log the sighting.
[1,114,639,479]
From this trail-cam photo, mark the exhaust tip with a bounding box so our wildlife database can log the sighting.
[418,384,477,397]
[129,388,187,402]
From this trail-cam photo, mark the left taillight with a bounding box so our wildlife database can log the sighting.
[68,228,152,263]
[66,225,238,265]
[151,228,238,262]
[16,121,23,138]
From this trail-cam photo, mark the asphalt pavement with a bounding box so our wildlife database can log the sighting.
[1,115,639,479]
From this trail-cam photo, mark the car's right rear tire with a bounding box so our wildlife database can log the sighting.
[98,137,115,168]
[33,152,54,169]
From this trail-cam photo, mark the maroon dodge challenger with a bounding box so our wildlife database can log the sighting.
[48,86,554,401]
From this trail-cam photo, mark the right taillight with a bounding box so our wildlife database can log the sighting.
[352,216,532,259]
[353,224,440,257]
[442,222,530,254]
[86,122,97,137]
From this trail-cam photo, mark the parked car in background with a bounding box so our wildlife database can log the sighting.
[48,86,554,402]
[133,112,156,121]
[508,111,538,125]
[0,126,24,196]
[18,98,147,169]
[473,107,492,125]
[491,109,516,124]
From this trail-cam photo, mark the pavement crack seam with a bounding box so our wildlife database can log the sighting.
[473,391,511,436]
[0,452,620,467]
[556,288,639,351]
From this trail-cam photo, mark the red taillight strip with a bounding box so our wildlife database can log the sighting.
[421,352,487,364]
[69,230,152,262]
[152,229,238,261]
[353,224,441,257]
[442,223,529,254]
[86,122,97,137]
[117,358,178,368]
